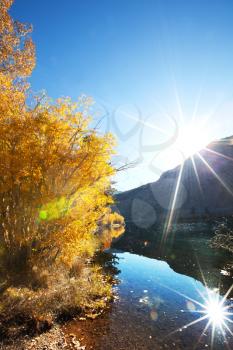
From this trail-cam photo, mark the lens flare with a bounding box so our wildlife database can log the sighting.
[163,280,233,348]
[205,297,225,326]
[175,122,212,159]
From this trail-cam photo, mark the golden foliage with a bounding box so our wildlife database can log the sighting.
[0,1,124,288]
[0,0,35,78]
[0,73,118,274]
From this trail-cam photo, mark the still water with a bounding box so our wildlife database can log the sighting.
[65,230,233,350]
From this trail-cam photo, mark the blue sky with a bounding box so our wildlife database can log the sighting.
[12,0,233,191]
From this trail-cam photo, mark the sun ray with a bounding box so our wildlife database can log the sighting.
[205,147,233,163]
[210,323,216,350]
[225,317,233,323]
[222,321,233,337]
[158,258,233,348]
[126,112,170,136]
[219,323,232,350]
[194,254,216,301]
[196,94,230,128]
[162,162,184,243]
[195,319,212,349]
[191,85,204,125]
[190,155,204,197]
[153,97,180,128]
[157,281,207,310]
[197,152,233,197]
[95,96,173,136]
[165,286,233,346]
[220,284,233,307]
[165,314,209,338]
[172,75,184,124]
[193,284,209,306]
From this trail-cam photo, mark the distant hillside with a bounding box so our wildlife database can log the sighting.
[115,136,233,227]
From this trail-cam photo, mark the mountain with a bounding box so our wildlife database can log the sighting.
[115,136,233,227]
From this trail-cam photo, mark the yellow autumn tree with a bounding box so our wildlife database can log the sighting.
[0,0,124,320]
[0,0,35,78]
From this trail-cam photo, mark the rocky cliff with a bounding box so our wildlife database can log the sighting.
[115,136,233,227]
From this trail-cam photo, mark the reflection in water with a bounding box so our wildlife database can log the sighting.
[159,274,233,347]
[113,224,233,295]
[64,225,233,350]
[99,226,125,249]
[115,251,233,349]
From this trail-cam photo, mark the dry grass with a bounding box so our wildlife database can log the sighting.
[0,263,113,340]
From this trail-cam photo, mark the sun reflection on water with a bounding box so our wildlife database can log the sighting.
[205,296,226,326]
[165,283,233,348]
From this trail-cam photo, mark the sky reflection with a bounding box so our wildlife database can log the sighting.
[115,251,233,349]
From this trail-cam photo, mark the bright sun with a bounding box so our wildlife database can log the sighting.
[174,122,212,159]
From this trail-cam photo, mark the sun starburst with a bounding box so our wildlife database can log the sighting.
[161,260,233,349]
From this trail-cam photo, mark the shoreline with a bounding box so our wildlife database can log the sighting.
[0,324,86,350]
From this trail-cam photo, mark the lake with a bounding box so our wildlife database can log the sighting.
[64,227,233,350]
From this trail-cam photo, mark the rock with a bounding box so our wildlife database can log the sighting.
[0,325,86,350]
[115,136,233,225]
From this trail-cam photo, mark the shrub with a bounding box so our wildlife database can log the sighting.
[211,221,233,254]
[0,0,124,333]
